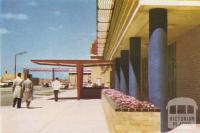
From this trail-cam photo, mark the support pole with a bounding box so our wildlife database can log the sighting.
[77,64,83,100]
[149,8,168,132]
[14,55,17,78]
[52,68,55,81]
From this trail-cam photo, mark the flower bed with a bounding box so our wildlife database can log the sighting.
[101,89,160,133]
[102,89,159,112]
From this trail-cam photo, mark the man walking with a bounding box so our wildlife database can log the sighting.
[12,73,23,108]
[22,74,33,108]
[51,77,61,102]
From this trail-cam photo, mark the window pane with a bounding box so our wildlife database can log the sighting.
[187,105,194,114]
[170,105,176,114]
[177,105,186,114]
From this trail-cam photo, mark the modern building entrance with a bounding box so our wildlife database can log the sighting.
[31,60,112,100]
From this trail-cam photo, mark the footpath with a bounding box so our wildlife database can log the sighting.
[0,89,109,133]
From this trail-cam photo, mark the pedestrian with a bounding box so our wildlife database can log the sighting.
[51,77,61,102]
[22,74,33,108]
[12,73,23,108]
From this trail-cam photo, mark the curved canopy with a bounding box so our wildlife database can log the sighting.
[31,59,112,67]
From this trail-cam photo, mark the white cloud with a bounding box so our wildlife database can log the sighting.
[0,13,29,20]
[28,1,38,7]
[0,28,10,35]
[53,11,62,15]
[48,25,63,31]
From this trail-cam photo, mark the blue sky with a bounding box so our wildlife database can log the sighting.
[0,0,96,79]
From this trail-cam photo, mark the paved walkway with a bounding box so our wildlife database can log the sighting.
[0,89,109,133]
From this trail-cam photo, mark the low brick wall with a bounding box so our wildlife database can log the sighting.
[102,93,161,133]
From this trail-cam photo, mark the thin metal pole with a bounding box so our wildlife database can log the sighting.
[14,51,27,78]
[52,68,55,81]
[14,55,17,78]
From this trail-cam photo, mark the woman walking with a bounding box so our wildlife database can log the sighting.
[22,74,33,108]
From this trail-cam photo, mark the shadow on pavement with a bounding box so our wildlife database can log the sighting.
[12,106,43,109]
[28,107,43,109]
[47,97,78,100]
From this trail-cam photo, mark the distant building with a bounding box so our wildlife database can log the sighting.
[68,71,91,89]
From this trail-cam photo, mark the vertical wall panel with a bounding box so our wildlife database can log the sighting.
[120,50,129,94]
[114,58,120,90]
[168,42,176,99]
[129,37,141,98]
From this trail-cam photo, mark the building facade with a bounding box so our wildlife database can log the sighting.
[95,0,200,132]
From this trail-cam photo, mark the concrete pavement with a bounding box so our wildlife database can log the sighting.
[0,89,109,133]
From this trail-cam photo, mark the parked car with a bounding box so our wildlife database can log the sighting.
[6,80,13,87]
[0,80,13,87]
[60,83,68,89]
[0,82,8,87]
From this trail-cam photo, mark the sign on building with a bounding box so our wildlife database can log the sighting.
[166,97,198,129]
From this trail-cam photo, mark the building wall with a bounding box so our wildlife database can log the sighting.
[2,74,15,81]
[68,73,77,88]
[90,66,111,88]
[141,44,148,100]
[103,67,112,88]
[176,25,200,123]
[90,67,102,86]
[83,73,91,87]
[68,73,91,88]
[2,73,26,81]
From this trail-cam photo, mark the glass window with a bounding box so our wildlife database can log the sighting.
[187,105,194,114]
[177,105,186,114]
[170,105,176,114]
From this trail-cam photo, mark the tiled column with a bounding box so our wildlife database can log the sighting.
[149,8,168,132]
[114,58,120,90]
[120,50,129,95]
[129,37,141,99]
